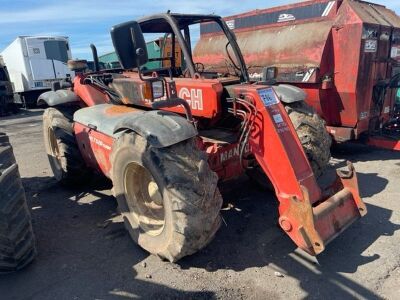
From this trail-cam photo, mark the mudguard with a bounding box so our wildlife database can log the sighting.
[37,90,79,106]
[73,104,197,148]
[273,84,306,103]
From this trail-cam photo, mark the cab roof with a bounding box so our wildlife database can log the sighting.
[138,13,222,33]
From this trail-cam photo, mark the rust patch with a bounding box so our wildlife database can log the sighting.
[105,105,139,115]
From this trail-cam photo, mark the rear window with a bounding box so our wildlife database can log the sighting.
[44,40,69,63]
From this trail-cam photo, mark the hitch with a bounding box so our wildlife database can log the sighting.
[278,162,367,255]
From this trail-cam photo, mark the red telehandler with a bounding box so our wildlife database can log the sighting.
[38,14,366,262]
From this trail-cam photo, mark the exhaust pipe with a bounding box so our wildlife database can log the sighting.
[90,44,100,72]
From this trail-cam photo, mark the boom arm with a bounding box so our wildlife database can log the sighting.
[236,85,367,255]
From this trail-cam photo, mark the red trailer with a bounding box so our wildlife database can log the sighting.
[194,0,400,149]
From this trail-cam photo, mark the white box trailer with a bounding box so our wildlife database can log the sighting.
[0,36,73,106]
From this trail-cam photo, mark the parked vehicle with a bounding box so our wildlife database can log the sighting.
[195,0,400,150]
[0,58,15,116]
[1,36,73,107]
[39,14,366,262]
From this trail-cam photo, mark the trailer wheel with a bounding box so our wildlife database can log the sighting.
[111,133,223,262]
[285,101,332,177]
[43,107,89,186]
[0,133,36,273]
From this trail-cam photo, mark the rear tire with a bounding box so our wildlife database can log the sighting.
[0,132,36,273]
[111,134,223,262]
[43,107,89,186]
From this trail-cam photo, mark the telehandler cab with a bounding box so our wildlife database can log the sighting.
[39,14,366,262]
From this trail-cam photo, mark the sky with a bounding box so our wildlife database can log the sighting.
[0,0,399,59]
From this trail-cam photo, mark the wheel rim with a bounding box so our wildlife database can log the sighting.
[124,162,165,236]
[47,127,62,174]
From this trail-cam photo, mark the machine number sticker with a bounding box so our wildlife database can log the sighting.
[391,46,400,59]
[258,88,279,107]
[384,106,390,114]
[365,40,377,52]
[360,111,368,120]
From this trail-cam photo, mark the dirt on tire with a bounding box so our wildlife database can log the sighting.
[284,101,332,177]
[42,107,90,186]
[0,132,36,273]
[111,134,223,262]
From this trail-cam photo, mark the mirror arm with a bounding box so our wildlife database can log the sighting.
[151,98,193,122]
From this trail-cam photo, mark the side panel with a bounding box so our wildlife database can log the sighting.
[331,11,363,128]
[74,122,114,176]
[109,73,223,120]
[0,38,31,93]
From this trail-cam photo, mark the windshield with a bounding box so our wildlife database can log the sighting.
[138,15,248,81]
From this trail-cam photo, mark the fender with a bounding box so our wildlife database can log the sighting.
[73,104,197,148]
[113,110,197,148]
[37,90,79,107]
[273,84,306,104]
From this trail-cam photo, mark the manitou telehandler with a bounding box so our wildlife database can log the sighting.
[38,14,366,262]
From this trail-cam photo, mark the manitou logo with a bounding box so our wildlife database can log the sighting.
[178,88,203,110]
[89,135,111,151]
[220,144,250,163]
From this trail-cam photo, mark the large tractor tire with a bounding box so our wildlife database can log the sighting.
[0,132,36,273]
[111,133,223,262]
[247,101,331,189]
[43,107,90,186]
[284,101,332,177]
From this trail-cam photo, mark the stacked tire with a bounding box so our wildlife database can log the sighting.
[0,132,36,273]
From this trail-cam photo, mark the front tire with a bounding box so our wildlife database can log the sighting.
[285,101,332,177]
[111,134,223,262]
[247,101,331,189]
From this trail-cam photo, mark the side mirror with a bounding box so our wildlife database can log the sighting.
[110,21,148,69]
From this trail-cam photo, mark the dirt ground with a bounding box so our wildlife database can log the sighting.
[0,109,399,300]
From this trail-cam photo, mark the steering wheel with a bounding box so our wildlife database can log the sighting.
[225,42,241,71]
[182,62,205,78]
[194,62,205,73]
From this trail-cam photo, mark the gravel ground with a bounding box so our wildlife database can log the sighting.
[0,109,399,300]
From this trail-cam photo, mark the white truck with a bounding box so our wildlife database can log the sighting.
[1,36,73,106]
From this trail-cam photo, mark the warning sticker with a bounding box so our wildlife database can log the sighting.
[391,46,400,59]
[365,40,377,52]
[273,113,284,124]
[258,88,280,107]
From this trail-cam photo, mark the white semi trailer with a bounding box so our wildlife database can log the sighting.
[1,36,73,106]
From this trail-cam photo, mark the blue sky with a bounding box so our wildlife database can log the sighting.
[0,0,399,59]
